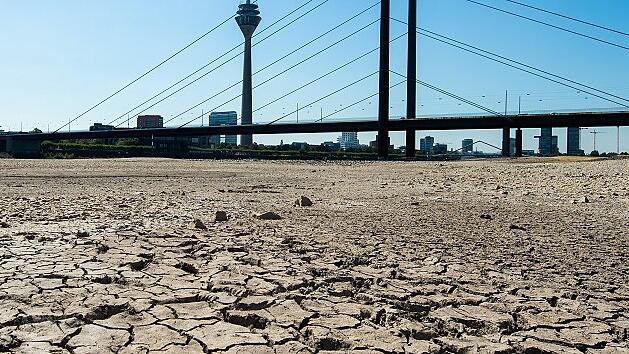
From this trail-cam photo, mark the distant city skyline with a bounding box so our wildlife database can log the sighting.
[0,0,627,152]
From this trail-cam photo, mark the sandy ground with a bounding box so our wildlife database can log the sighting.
[0,158,628,353]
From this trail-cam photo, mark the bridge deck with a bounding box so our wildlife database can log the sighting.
[3,111,628,141]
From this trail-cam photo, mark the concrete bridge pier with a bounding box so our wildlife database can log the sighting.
[6,138,41,158]
[501,127,511,157]
[515,128,523,157]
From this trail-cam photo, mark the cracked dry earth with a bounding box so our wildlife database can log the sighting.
[0,158,628,354]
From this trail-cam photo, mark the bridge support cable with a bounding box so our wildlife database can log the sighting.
[391,19,629,109]
[252,2,380,78]
[113,0,337,128]
[406,25,629,105]
[390,70,504,117]
[254,33,407,116]
[177,71,380,129]
[314,80,407,123]
[112,51,243,128]
[416,29,629,108]
[462,0,629,51]
[392,18,629,107]
[501,0,629,37]
[265,72,380,126]
[54,13,235,133]
[172,18,385,128]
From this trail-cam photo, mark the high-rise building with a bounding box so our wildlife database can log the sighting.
[137,115,163,129]
[236,0,261,146]
[462,139,474,153]
[567,127,583,156]
[338,132,359,150]
[209,111,238,145]
[420,136,434,153]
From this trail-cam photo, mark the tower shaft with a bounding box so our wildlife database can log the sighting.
[240,35,254,146]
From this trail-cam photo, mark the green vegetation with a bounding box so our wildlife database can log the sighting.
[116,138,142,146]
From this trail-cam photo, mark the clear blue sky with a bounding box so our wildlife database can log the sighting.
[1,0,628,153]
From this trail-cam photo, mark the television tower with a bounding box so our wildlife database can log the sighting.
[236,0,261,146]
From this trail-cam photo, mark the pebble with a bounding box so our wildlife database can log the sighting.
[215,211,228,222]
[295,196,313,207]
[258,212,282,220]
[194,219,207,230]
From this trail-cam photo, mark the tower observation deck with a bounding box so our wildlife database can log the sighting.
[236,0,262,146]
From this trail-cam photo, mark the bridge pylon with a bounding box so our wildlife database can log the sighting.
[377,0,390,159]
[405,0,417,159]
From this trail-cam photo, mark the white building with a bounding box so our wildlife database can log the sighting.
[338,132,359,150]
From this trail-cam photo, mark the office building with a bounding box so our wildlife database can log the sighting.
[209,111,238,145]
[567,127,583,156]
[137,115,163,129]
[419,136,435,153]
[338,132,359,150]
[462,139,474,153]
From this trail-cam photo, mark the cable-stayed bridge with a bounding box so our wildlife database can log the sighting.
[1,0,628,158]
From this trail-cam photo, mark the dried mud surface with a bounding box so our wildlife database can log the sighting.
[0,158,628,353]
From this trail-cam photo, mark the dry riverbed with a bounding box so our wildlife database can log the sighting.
[0,158,628,353]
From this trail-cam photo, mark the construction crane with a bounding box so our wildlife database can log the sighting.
[590,130,607,152]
